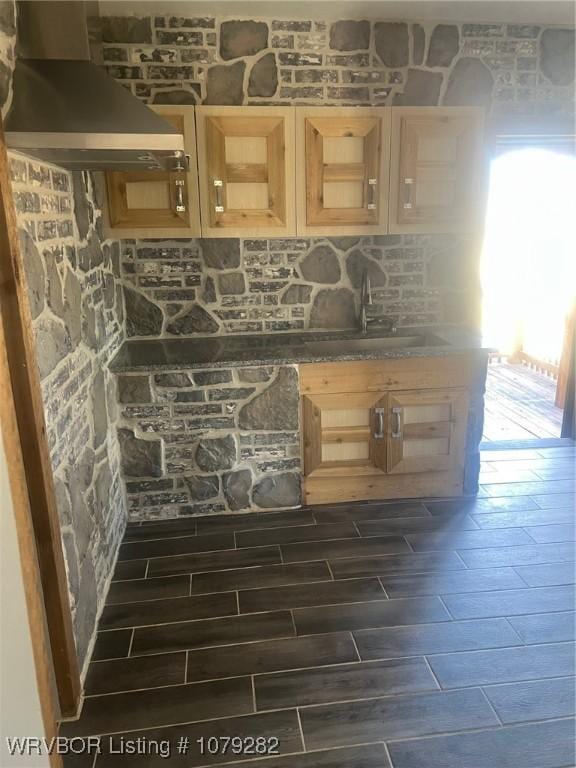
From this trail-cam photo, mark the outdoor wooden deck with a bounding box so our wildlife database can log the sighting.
[483,361,563,441]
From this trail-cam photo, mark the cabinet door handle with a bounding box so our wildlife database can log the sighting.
[373,407,385,439]
[213,179,224,213]
[403,177,414,210]
[174,179,186,213]
[391,406,403,439]
[367,177,377,210]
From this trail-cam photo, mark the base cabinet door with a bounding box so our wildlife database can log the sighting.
[387,388,469,474]
[104,106,201,238]
[300,359,472,505]
[302,392,387,477]
[389,107,485,234]
[196,106,296,237]
[296,107,391,236]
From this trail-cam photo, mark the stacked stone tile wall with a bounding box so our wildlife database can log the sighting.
[96,14,574,115]
[117,364,301,519]
[1,0,130,674]
[0,0,14,117]
[9,156,128,669]
[121,234,478,337]
[1,4,128,669]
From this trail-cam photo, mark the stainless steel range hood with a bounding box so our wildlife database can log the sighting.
[4,2,186,171]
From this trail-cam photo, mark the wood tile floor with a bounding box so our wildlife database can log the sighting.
[63,445,576,768]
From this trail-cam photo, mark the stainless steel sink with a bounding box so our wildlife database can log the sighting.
[305,334,444,354]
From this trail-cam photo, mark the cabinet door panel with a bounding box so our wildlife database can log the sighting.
[387,388,468,474]
[296,107,391,236]
[302,392,386,477]
[389,107,485,234]
[104,106,200,238]
[196,106,295,237]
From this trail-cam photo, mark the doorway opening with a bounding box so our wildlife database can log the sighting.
[480,143,576,443]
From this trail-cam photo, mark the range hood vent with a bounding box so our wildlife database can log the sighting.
[4,2,186,171]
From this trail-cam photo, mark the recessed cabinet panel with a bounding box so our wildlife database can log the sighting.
[387,388,469,474]
[389,107,485,234]
[104,106,200,238]
[302,392,387,477]
[125,181,171,209]
[196,106,296,237]
[296,107,391,236]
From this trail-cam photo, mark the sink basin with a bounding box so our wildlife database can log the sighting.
[305,334,444,355]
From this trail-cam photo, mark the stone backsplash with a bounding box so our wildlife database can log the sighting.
[122,234,478,337]
[117,364,301,519]
[97,12,574,340]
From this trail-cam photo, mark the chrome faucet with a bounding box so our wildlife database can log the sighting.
[359,268,372,334]
[359,268,398,335]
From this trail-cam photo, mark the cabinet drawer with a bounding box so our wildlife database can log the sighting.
[300,357,473,395]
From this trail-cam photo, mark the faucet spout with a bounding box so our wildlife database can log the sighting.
[361,268,372,307]
[358,267,398,335]
[359,268,372,334]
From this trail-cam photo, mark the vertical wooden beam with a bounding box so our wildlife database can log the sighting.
[0,119,80,716]
[556,306,575,408]
[0,298,63,768]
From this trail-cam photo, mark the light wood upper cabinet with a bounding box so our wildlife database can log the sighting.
[386,388,468,474]
[104,106,200,238]
[195,106,296,237]
[389,107,485,234]
[296,107,391,236]
[104,106,486,237]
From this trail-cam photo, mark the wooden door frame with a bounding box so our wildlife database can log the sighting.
[0,119,81,718]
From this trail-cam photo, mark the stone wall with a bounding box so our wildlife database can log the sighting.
[122,235,478,337]
[97,14,573,115]
[97,13,574,339]
[117,365,301,519]
[1,2,128,671]
[9,157,128,669]
[0,0,14,117]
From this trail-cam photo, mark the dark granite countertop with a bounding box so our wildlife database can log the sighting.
[110,326,491,373]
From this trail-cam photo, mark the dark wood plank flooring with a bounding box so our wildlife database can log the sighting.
[63,445,575,768]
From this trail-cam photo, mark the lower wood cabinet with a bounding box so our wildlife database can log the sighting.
[300,358,472,505]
